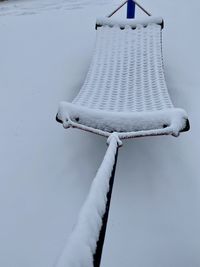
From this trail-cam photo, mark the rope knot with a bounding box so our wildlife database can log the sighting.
[63,114,73,129]
[107,132,122,147]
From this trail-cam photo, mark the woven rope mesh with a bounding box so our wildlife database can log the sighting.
[73,23,173,113]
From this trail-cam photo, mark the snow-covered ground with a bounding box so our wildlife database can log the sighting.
[1,0,200,266]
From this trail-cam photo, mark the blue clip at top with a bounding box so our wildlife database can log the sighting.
[127,0,135,18]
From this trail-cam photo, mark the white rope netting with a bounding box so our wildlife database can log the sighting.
[57,17,188,138]
[74,23,172,112]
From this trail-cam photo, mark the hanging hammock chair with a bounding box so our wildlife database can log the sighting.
[56,16,189,139]
[55,3,190,266]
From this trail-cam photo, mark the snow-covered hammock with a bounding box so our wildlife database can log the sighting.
[56,14,190,267]
[56,16,189,139]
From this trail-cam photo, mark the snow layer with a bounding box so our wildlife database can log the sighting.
[1,0,200,267]
[58,102,188,137]
[56,134,119,267]
[96,16,163,28]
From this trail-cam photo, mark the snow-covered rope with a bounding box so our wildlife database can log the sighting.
[56,133,122,267]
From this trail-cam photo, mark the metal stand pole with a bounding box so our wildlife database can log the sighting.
[93,148,119,267]
[127,0,135,18]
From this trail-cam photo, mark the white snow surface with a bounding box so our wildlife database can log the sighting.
[1,0,200,267]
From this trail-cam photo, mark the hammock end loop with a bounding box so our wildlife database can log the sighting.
[107,132,123,147]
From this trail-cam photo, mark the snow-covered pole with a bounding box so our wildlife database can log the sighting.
[127,0,135,18]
